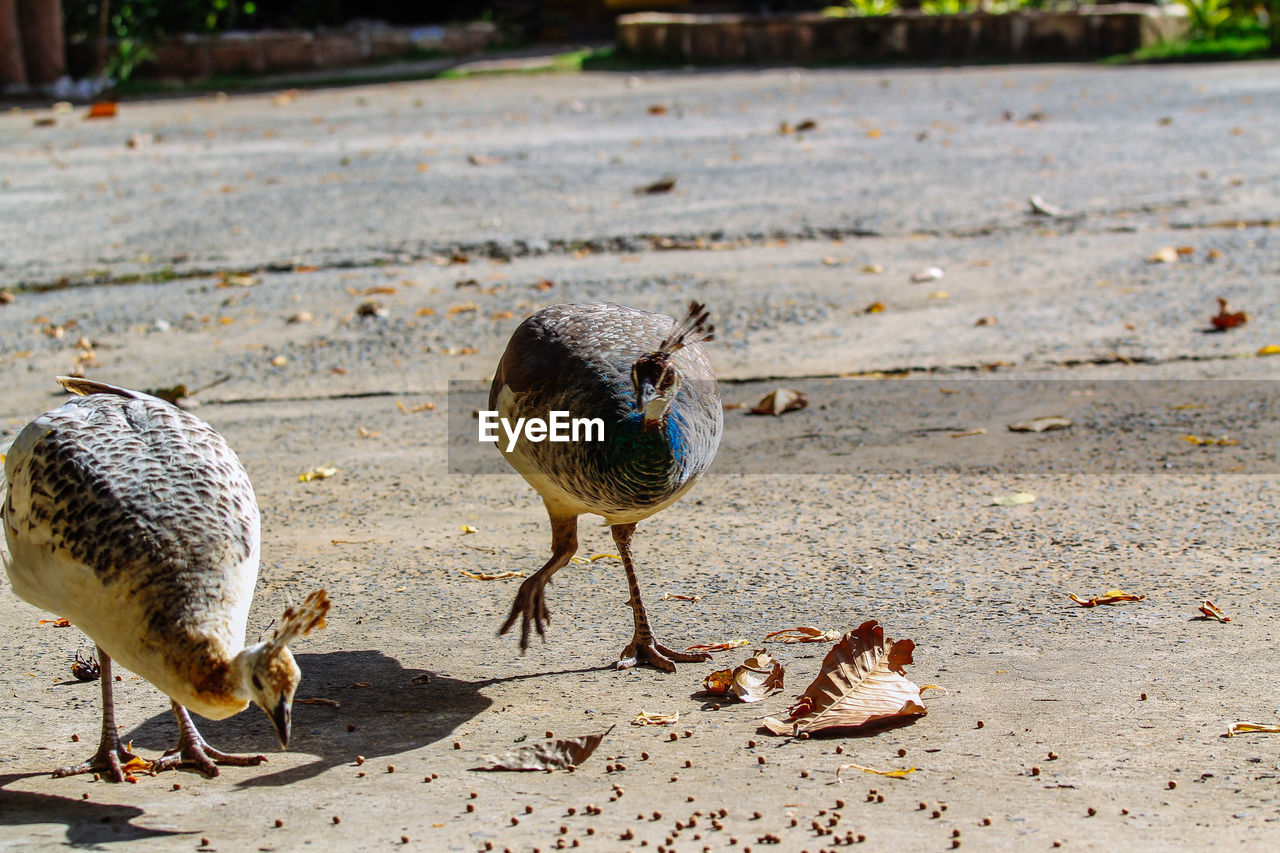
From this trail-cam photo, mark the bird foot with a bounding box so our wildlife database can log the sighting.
[151,734,267,778]
[499,573,553,651]
[53,740,145,783]
[617,638,712,673]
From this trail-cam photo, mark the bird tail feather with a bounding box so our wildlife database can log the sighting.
[658,301,715,354]
[56,376,153,400]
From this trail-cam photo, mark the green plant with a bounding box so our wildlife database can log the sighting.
[105,37,156,81]
[923,0,973,13]
[1177,0,1234,38]
[825,0,899,16]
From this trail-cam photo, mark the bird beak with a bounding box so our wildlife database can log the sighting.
[268,699,292,749]
[636,380,666,426]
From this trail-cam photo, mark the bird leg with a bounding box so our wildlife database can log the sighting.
[499,512,578,650]
[150,701,267,777]
[612,523,712,673]
[53,647,144,782]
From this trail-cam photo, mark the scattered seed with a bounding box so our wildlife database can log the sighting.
[1121,808,1130,815]
[982,817,992,826]
[332,816,340,825]
[586,828,595,835]
[897,748,906,758]
[526,805,534,814]
[453,742,461,750]
[748,740,757,748]
[172,783,181,791]
[688,797,696,803]
[275,819,284,828]
[355,756,365,765]
[669,732,678,742]
[466,804,475,813]
[671,776,679,782]
[919,803,928,811]
[836,799,845,809]
[1140,693,1147,701]
[685,760,693,768]
[357,772,365,778]
[424,776,431,782]
[952,841,961,849]
[82,793,89,800]
[546,731,554,738]
[1168,781,1177,790]
[857,834,867,843]
[432,774,439,779]
[800,771,809,778]
[876,794,885,803]
[757,756,766,765]
[751,812,762,820]
[616,763,627,771]
[1031,767,1041,776]
[1047,752,1058,761]
[387,765,395,773]
[347,724,356,732]
[941,805,948,812]
[952,829,961,838]
[401,837,409,844]
[71,734,79,742]
[471,792,478,798]
[511,817,520,826]
[683,730,693,738]
[976,721,984,729]
[201,839,210,847]
[835,745,844,754]
[932,810,942,819]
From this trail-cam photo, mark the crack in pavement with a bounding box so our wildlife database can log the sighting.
[13,206,1278,294]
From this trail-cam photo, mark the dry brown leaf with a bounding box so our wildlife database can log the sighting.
[864,301,886,314]
[990,492,1035,506]
[730,651,785,703]
[121,755,153,773]
[460,570,523,581]
[662,593,702,602]
[647,104,668,115]
[1226,723,1280,737]
[1257,345,1280,356]
[748,389,808,416]
[1198,600,1230,622]
[38,618,72,627]
[330,538,375,545]
[86,101,117,119]
[1028,194,1062,216]
[1182,434,1239,447]
[1008,416,1073,433]
[762,620,926,737]
[686,639,750,653]
[796,119,818,132]
[950,428,986,438]
[473,726,612,771]
[1210,298,1248,330]
[298,466,337,482]
[704,669,733,694]
[1068,589,1145,607]
[467,154,505,166]
[835,763,917,781]
[635,175,677,195]
[296,697,341,708]
[632,710,679,726]
[764,627,840,644]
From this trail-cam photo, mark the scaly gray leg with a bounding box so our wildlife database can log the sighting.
[53,647,143,782]
[150,701,267,777]
[500,511,578,649]
[612,523,711,673]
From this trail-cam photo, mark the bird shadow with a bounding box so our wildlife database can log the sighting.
[122,649,600,788]
[0,772,183,846]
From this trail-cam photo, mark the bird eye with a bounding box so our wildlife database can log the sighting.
[252,674,264,690]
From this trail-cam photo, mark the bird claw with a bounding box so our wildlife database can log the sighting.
[151,722,266,773]
[52,742,143,783]
[152,739,267,778]
[499,573,553,651]
[617,638,713,673]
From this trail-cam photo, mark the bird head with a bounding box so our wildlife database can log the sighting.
[242,590,330,748]
[632,353,680,428]
[631,301,715,429]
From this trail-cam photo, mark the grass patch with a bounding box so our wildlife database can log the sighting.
[1110,33,1270,63]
